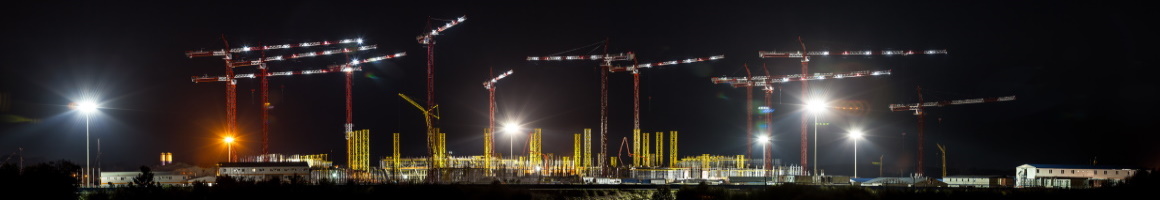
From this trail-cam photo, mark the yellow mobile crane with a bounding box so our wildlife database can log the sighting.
[399,93,446,182]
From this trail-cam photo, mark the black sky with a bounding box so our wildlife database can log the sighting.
[1,1,1154,176]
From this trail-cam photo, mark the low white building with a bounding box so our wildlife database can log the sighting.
[218,162,311,182]
[99,171,190,187]
[1015,164,1137,188]
[942,175,1013,188]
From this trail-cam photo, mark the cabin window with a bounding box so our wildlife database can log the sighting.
[1071,170,1075,174]
[1049,170,1052,173]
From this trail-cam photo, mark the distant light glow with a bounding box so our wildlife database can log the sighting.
[758,135,770,144]
[71,101,99,114]
[503,122,521,135]
[807,100,826,113]
[849,131,863,139]
[224,136,235,143]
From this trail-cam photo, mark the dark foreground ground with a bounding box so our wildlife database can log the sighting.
[4,162,1156,200]
[75,182,1155,200]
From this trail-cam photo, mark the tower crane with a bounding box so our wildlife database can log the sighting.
[888,86,1014,175]
[608,55,724,168]
[483,69,514,170]
[712,69,892,172]
[186,37,369,156]
[527,40,633,175]
[758,36,946,173]
[416,16,465,171]
[530,39,723,170]
[191,53,405,158]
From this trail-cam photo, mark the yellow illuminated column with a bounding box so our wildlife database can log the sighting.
[583,129,592,168]
[530,128,542,167]
[656,132,663,167]
[484,128,493,170]
[633,129,640,167]
[573,133,581,169]
[670,131,678,168]
[393,133,400,179]
[643,133,650,167]
[736,155,745,169]
[438,131,447,167]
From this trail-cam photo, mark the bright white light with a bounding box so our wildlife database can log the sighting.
[72,101,99,114]
[758,135,770,144]
[503,123,521,135]
[849,131,863,139]
[357,38,364,44]
[807,100,826,113]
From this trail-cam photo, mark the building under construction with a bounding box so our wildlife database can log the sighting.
[183,15,968,186]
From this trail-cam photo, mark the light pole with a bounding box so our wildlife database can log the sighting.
[807,100,826,176]
[71,101,98,188]
[503,123,520,159]
[224,136,235,162]
[758,135,770,184]
[849,130,863,178]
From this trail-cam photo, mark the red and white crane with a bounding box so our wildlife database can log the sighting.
[889,87,1014,175]
[191,54,406,82]
[528,40,633,175]
[190,45,402,157]
[483,69,513,162]
[187,37,368,156]
[712,68,892,173]
[608,55,724,168]
[416,16,465,167]
[759,37,945,173]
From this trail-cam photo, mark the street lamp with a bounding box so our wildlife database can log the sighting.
[807,99,826,176]
[224,136,235,162]
[758,135,771,184]
[503,123,521,159]
[848,130,863,178]
[70,100,98,188]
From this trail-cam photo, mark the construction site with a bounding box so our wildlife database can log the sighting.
[177,15,1021,185]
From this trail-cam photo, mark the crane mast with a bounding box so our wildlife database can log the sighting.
[483,69,513,172]
[527,41,633,175]
[417,17,465,180]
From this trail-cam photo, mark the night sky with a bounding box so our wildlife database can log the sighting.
[1,1,1153,176]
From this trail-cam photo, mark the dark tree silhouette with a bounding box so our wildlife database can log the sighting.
[132,165,156,187]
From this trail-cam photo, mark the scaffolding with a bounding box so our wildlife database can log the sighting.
[484,128,494,171]
[655,131,664,167]
[670,131,678,168]
[529,128,542,169]
[633,129,641,167]
[347,129,370,171]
